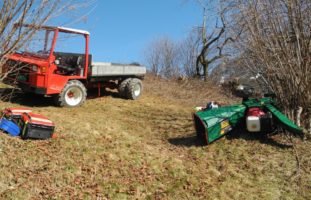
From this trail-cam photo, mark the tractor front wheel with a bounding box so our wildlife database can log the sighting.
[54,80,87,107]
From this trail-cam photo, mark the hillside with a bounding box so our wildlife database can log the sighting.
[0,75,310,199]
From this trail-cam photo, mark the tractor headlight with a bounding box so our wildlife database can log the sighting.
[32,65,38,72]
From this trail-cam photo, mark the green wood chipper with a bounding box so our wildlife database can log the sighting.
[193,97,303,145]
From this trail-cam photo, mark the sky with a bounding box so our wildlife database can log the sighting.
[51,0,203,64]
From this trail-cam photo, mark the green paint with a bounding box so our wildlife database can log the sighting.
[194,105,246,144]
[265,104,302,134]
[194,98,302,145]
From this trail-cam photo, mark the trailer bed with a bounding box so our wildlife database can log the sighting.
[90,62,146,77]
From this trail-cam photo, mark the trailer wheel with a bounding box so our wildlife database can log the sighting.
[118,78,131,97]
[125,78,142,100]
[54,80,87,107]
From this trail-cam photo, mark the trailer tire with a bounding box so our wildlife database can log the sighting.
[54,80,87,107]
[125,78,142,100]
[118,78,131,97]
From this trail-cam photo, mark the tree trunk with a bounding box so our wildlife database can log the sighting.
[203,63,208,82]
[296,107,303,127]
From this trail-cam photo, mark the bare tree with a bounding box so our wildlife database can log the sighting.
[145,39,162,75]
[145,37,181,78]
[194,0,240,81]
[0,1,55,61]
[179,30,201,77]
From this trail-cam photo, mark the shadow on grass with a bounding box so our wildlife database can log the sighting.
[0,88,55,107]
[169,128,293,149]
[226,128,293,149]
[87,88,123,100]
[0,87,123,107]
[168,135,206,147]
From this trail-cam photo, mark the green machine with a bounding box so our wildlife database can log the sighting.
[193,97,303,145]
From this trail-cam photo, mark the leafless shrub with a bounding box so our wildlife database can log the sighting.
[225,0,311,133]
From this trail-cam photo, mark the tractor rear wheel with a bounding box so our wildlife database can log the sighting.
[54,80,87,107]
[124,78,142,100]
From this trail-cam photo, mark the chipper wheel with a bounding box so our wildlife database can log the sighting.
[118,78,131,98]
[54,80,87,107]
[124,78,143,100]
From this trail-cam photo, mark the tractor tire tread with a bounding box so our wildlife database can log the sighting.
[125,78,142,100]
[54,80,87,107]
[118,78,132,97]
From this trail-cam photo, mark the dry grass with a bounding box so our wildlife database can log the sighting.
[144,74,239,106]
[0,75,310,199]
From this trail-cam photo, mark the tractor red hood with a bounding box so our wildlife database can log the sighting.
[7,53,50,66]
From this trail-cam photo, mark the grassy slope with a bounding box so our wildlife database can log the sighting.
[0,75,310,199]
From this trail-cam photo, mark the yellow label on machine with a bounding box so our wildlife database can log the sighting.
[220,120,232,135]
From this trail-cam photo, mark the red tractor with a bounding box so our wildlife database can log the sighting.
[2,24,146,107]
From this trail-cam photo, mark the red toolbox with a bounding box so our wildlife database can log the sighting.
[20,113,55,139]
[3,107,32,120]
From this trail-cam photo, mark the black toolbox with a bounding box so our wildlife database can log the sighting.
[20,112,55,139]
